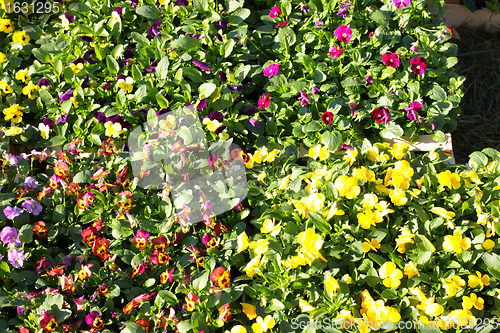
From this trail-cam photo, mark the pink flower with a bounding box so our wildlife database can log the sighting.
[315,20,323,26]
[74,295,85,311]
[328,46,343,59]
[274,21,288,28]
[334,25,352,43]
[404,101,423,121]
[263,64,280,77]
[258,93,270,110]
[393,0,411,9]
[382,52,400,68]
[269,6,281,18]
[410,57,426,75]
[132,229,150,249]
[321,112,334,125]
[298,91,310,106]
[371,107,391,124]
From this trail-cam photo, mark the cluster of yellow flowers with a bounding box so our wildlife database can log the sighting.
[356,193,393,229]
[242,146,279,169]
[3,104,24,124]
[284,228,327,268]
[356,289,401,332]
[292,192,325,219]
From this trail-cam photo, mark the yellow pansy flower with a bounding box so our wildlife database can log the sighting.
[240,303,256,320]
[249,239,269,255]
[0,52,6,63]
[263,149,279,162]
[468,271,490,289]
[308,144,330,160]
[38,123,50,139]
[362,238,380,253]
[379,261,403,288]
[462,293,484,310]
[443,275,465,297]
[323,202,345,220]
[388,142,409,160]
[389,188,407,206]
[299,299,315,312]
[404,261,420,278]
[353,166,376,182]
[395,228,415,253]
[341,274,352,284]
[443,231,471,254]
[324,274,340,294]
[297,228,327,262]
[431,207,455,220]
[0,19,14,33]
[334,175,360,199]
[104,121,123,138]
[243,255,261,278]
[4,126,22,136]
[447,309,475,328]
[236,232,249,253]
[343,147,358,166]
[438,170,461,190]
[203,118,221,132]
[251,315,275,333]
[3,104,24,123]
[357,209,383,229]
[12,30,30,44]
[117,76,134,93]
[260,219,281,236]
[482,239,495,252]
[15,69,30,83]
[22,81,39,99]
[0,80,13,94]
[278,174,291,190]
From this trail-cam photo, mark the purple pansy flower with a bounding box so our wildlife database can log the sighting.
[148,20,162,38]
[219,71,227,82]
[0,226,22,247]
[371,107,391,124]
[144,60,157,73]
[192,61,212,72]
[76,36,93,42]
[365,76,374,84]
[197,98,207,110]
[59,89,73,104]
[429,120,436,130]
[83,49,99,64]
[337,5,350,18]
[209,111,224,123]
[57,113,69,125]
[178,0,188,5]
[212,33,222,42]
[21,199,43,216]
[301,5,309,14]
[82,75,90,89]
[3,206,23,220]
[8,249,25,268]
[213,18,228,29]
[38,78,52,88]
[64,13,74,23]
[393,0,411,9]
[226,84,243,92]
[123,49,134,59]
[244,105,257,114]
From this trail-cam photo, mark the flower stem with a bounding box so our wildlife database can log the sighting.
[281,28,290,59]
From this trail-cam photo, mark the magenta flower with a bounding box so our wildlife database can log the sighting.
[86,311,104,331]
[393,0,411,9]
[192,60,212,72]
[258,93,270,110]
[404,101,423,121]
[301,5,309,14]
[334,25,352,43]
[133,229,150,249]
[74,295,85,311]
[314,20,323,26]
[321,112,334,125]
[263,64,280,77]
[8,249,25,268]
[298,91,310,106]
[0,226,22,247]
[5,153,18,166]
[410,57,427,75]
[202,233,217,248]
[410,45,418,53]
[328,46,343,59]
[371,107,391,124]
[269,6,281,18]
[365,75,374,84]
[208,154,226,171]
[382,53,400,68]
[311,86,320,95]
[3,206,23,220]
[22,199,43,216]
[209,111,224,122]
[274,21,288,28]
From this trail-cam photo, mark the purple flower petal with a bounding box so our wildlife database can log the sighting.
[197,98,207,110]
[59,89,73,104]
[43,117,55,129]
[219,71,227,83]
[209,111,224,123]
[192,61,212,72]
[148,20,162,38]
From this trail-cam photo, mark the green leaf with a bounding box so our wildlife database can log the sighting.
[228,8,250,25]
[278,26,296,48]
[18,224,33,244]
[94,43,105,61]
[46,135,66,147]
[155,290,177,308]
[136,6,161,20]
[69,3,91,12]
[432,130,445,142]
[426,83,446,101]
[413,204,429,223]
[321,131,342,152]
[32,48,50,63]
[131,32,150,46]
[381,67,396,79]
[171,36,201,50]
[469,151,488,168]
[370,10,392,25]
[380,123,403,139]
[308,212,332,234]
[121,323,146,333]
[193,0,209,12]
[132,64,143,82]
[222,39,236,58]
[73,170,91,183]
[198,83,217,99]
[266,298,285,311]
[305,120,322,133]
[156,93,169,108]
[192,271,209,291]
[156,56,169,80]
[106,55,119,75]
[177,320,193,333]
[116,90,126,109]
[341,77,365,87]
[53,205,66,223]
